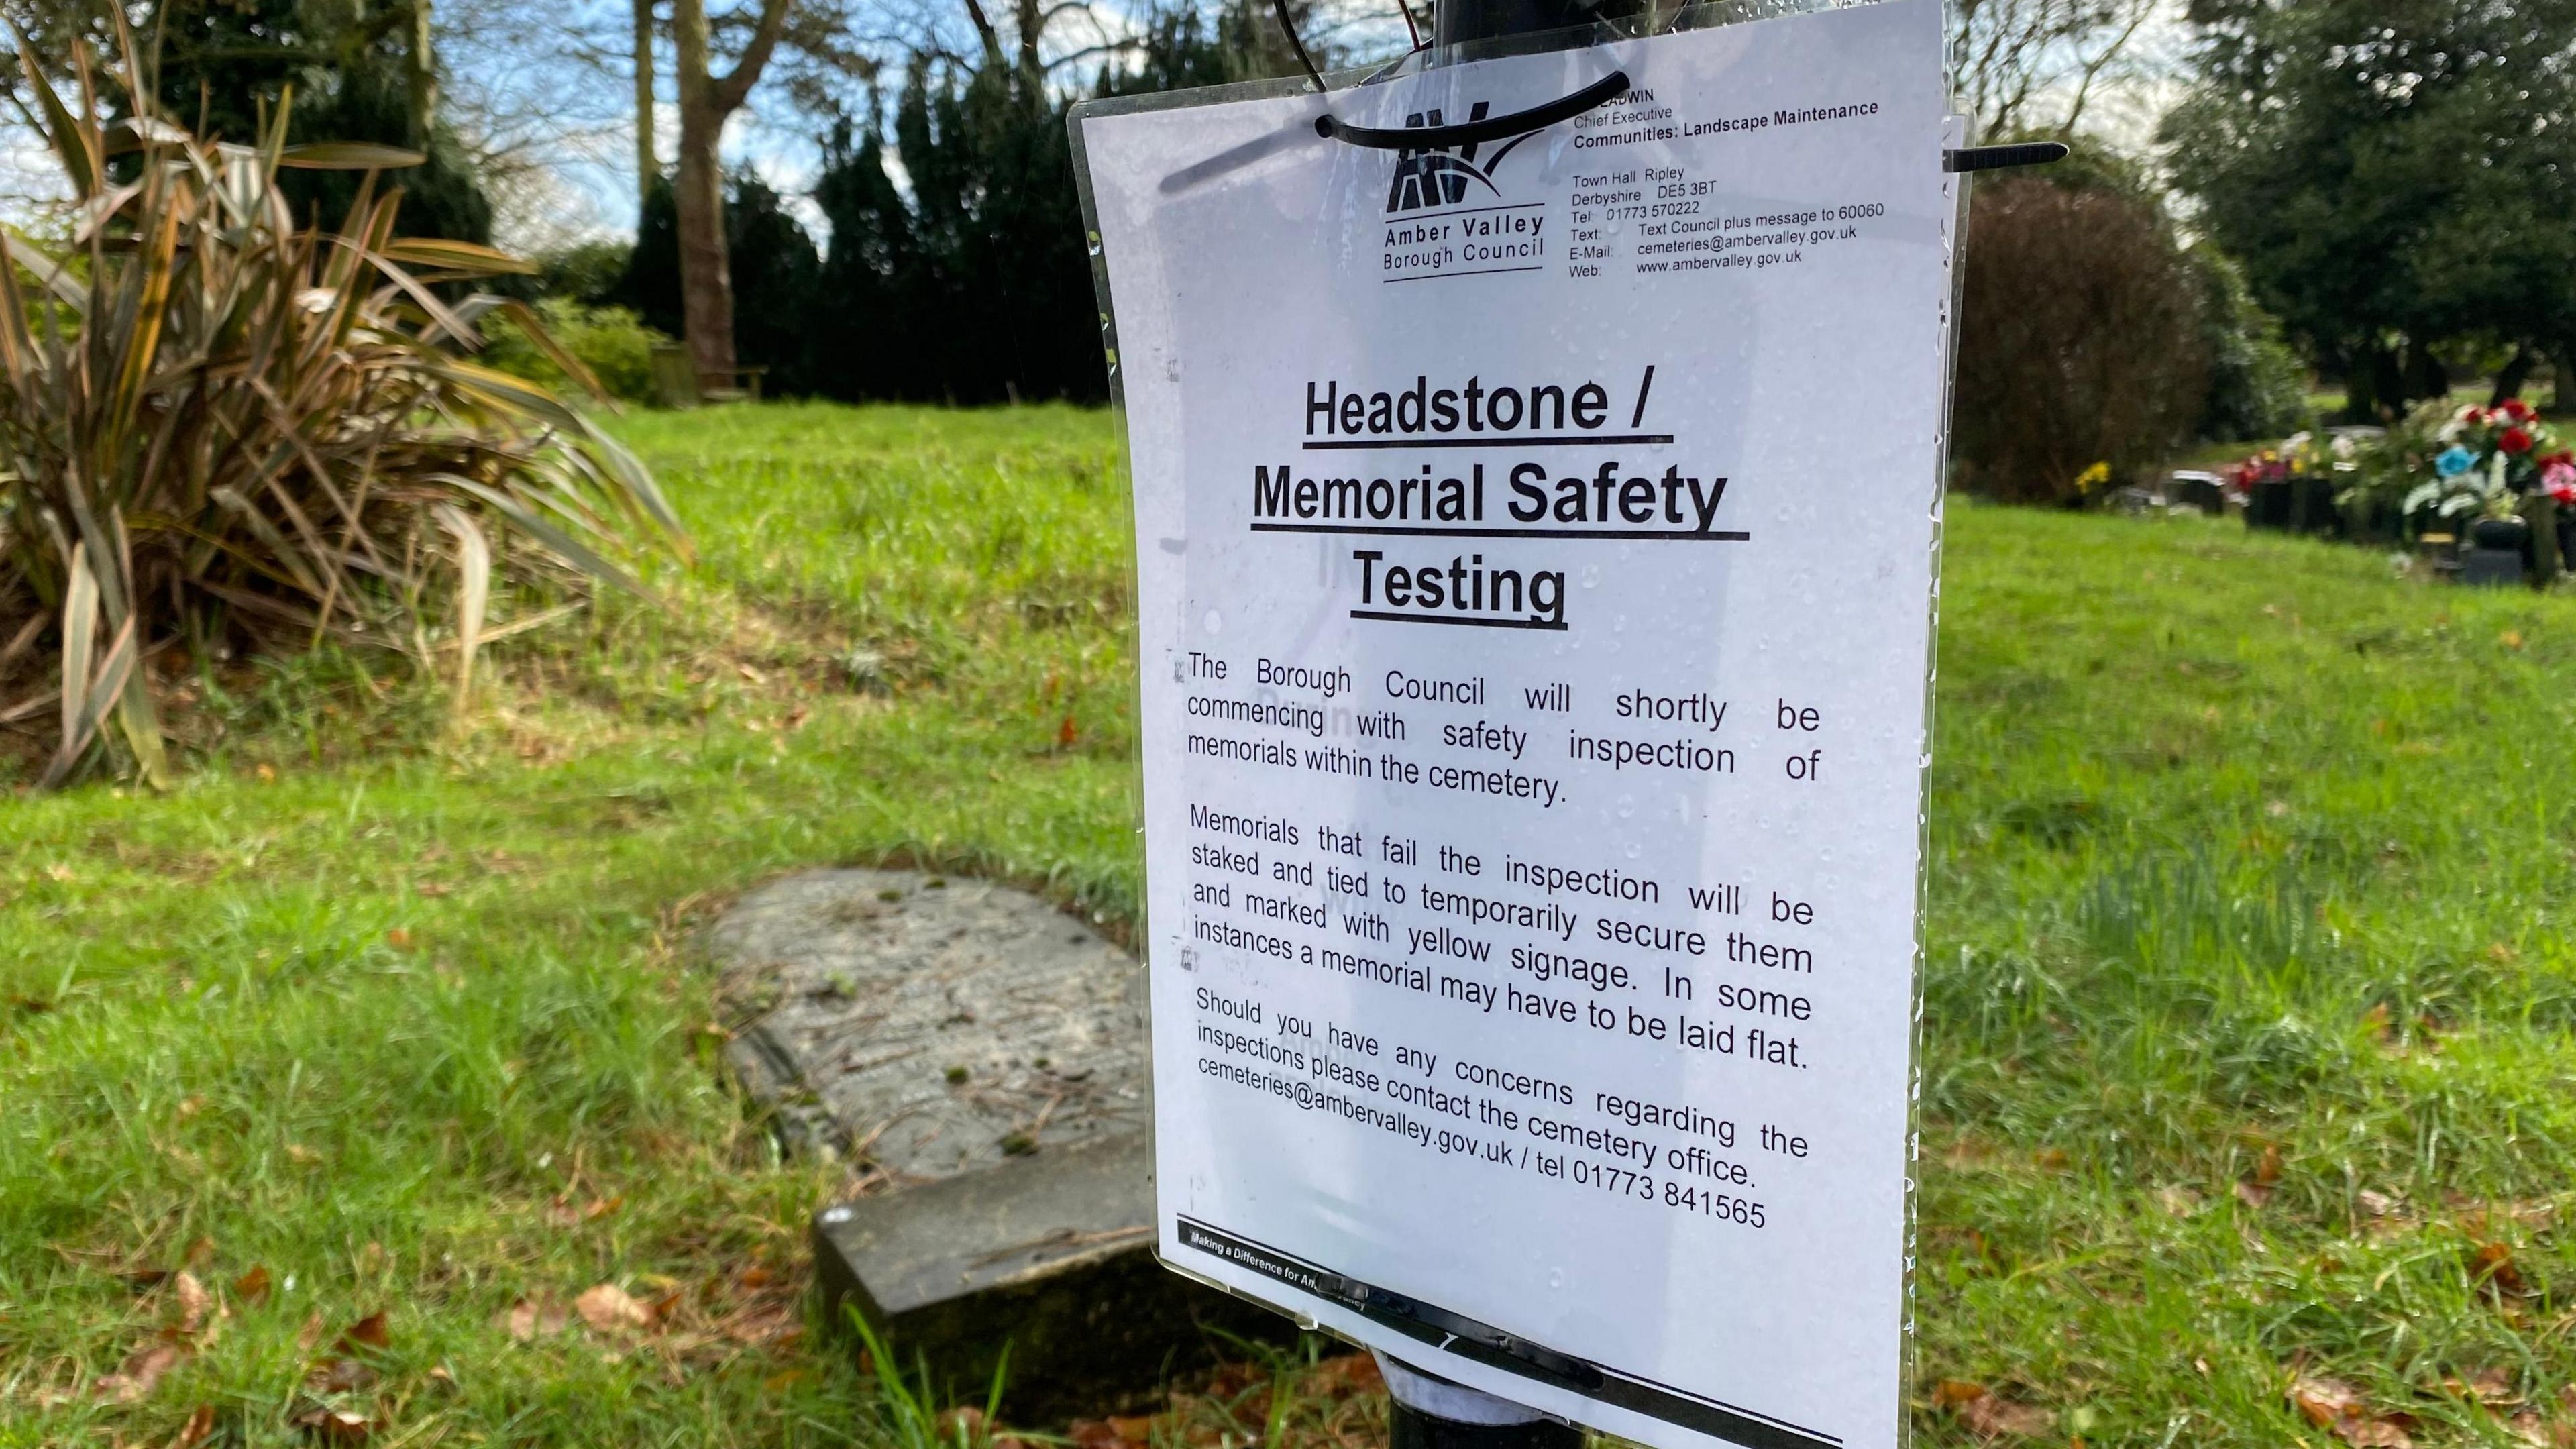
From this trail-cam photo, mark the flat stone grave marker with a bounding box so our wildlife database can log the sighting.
[713,868,1289,1418]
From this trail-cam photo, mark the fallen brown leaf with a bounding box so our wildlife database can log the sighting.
[574,1282,654,1335]
[2473,1242,2530,1295]
[305,1356,374,1395]
[2505,1410,2548,1447]
[1313,1352,1385,1396]
[1106,1414,1155,1446]
[2157,1185,2202,1218]
[500,1297,571,1341]
[233,1264,272,1305]
[340,1311,390,1350]
[95,1340,184,1403]
[2235,1181,2274,1210]
[2293,1377,2361,1427]
[295,1311,327,1350]
[1932,1380,1988,1408]
[1069,1421,1120,1449]
[2291,1376,2414,1449]
[2357,1190,2398,1218]
[173,1403,218,1446]
[292,1404,372,1442]
[1959,1393,2051,1438]
[2455,1368,2517,1405]
[2254,1143,2284,1185]
[172,1271,213,1336]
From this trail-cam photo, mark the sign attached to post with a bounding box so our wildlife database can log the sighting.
[1071,5,1954,1447]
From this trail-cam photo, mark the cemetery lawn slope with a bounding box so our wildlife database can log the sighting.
[3,402,2574,1446]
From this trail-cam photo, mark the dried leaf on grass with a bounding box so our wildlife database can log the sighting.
[1935,1381,2052,1439]
[339,1311,391,1350]
[2443,1368,2518,1406]
[305,1356,374,1395]
[292,1404,373,1442]
[2291,1377,2414,1449]
[93,1340,183,1403]
[2472,1242,2532,1296]
[172,1271,212,1335]
[500,1296,572,1341]
[233,1264,272,1305]
[2235,1181,2275,1210]
[574,1283,655,1334]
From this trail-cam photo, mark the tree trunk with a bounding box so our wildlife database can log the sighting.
[634,0,659,205]
[2491,344,2534,407]
[2344,342,2394,424]
[407,0,437,146]
[669,0,792,380]
[675,95,735,376]
[2402,339,2448,411]
[1013,0,1042,83]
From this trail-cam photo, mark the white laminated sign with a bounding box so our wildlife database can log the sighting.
[1070,5,1955,1447]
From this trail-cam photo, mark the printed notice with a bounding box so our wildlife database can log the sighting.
[1073,5,1951,1448]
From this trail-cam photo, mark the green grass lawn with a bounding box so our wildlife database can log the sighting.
[7,401,2576,1447]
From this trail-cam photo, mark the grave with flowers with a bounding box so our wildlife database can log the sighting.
[2224,398,2575,586]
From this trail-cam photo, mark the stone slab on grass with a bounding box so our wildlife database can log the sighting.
[714,868,1293,1419]
[714,867,1148,1179]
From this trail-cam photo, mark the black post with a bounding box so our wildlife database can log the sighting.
[1372,0,1635,1441]
[1379,1354,1584,1449]
[1432,0,1645,47]
[1389,1397,1584,1449]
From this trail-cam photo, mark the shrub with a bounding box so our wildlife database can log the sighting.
[0,34,686,788]
[1953,176,2210,505]
[537,239,635,305]
[482,299,668,405]
[2186,244,2310,445]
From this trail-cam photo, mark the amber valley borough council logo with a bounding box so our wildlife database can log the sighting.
[1381,103,1551,282]
[1384,103,1542,212]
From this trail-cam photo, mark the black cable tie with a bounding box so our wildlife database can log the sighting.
[1943,141,2070,173]
[1318,69,1631,148]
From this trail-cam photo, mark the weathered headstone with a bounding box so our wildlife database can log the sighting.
[713,869,1289,1419]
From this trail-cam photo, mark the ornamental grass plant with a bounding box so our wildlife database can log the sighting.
[0,27,685,788]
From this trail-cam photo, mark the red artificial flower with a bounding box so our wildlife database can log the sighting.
[2544,450,2575,468]
[2499,398,2534,422]
[2501,426,2534,454]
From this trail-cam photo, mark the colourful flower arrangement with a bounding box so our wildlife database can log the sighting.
[2224,448,2290,495]
[2404,398,2572,520]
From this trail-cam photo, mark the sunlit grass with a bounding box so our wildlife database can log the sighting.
[5,401,2575,1446]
